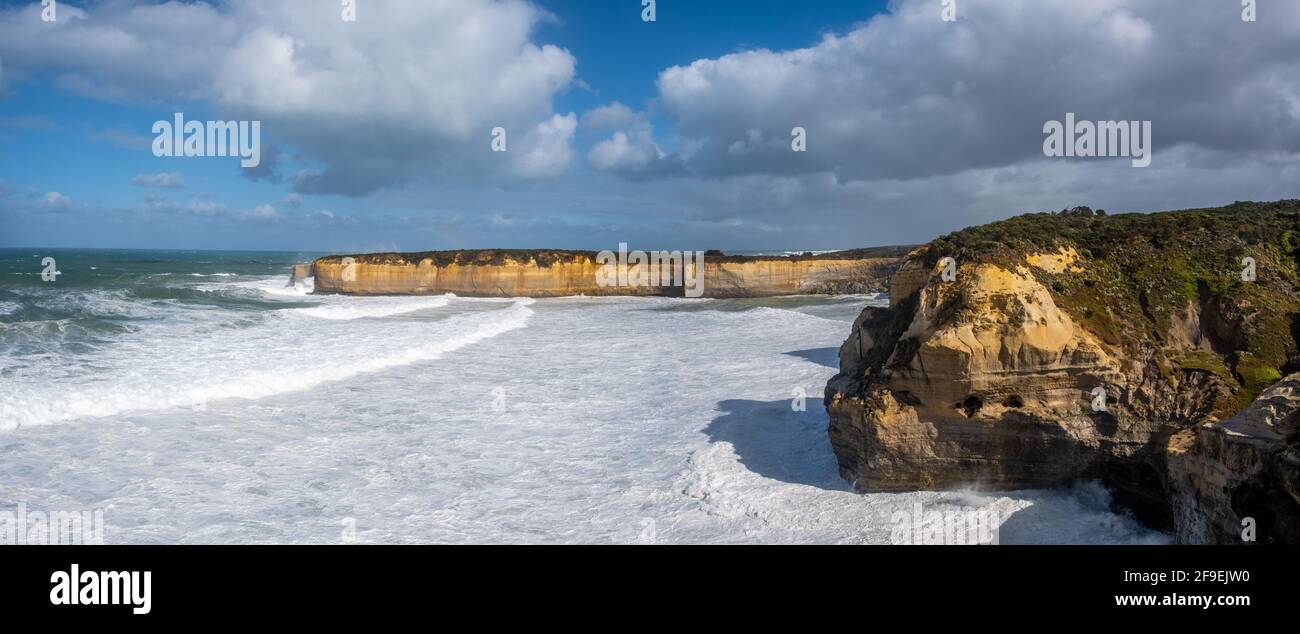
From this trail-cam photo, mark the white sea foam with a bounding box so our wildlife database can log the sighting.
[25,288,162,319]
[214,276,450,319]
[286,295,452,321]
[213,276,313,297]
[0,299,533,430]
[0,286,1168,544]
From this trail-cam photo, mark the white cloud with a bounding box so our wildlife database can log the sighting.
[641,0,1300,181]
[590,130,666,173]
[585,103,683,179]
[184,198,224,217]
[7,0,1300,251]
[39,191,72,210]
[132,172,185,189]
[251,203,278,221]
[306,209,353,228]
[509,113,578,179]
[0,0,578,194]
[581,102,641,131]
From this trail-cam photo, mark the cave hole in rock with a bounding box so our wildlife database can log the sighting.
[956,395,984,417]
[1002,394,1025,408]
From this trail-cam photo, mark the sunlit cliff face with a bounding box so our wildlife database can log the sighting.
[309,254,901,298]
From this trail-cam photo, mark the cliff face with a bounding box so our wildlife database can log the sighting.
[826,202,1300,542]
[312,253,630,298]
[1167,376,1300,544]
[289,263,313,285]
[827,257,1131,493]
[307,249,906,298]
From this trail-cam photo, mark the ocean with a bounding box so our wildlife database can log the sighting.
[0,249,1169,544]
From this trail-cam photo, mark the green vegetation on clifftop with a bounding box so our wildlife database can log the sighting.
[921,201,1300,419]
[315,246,915,268]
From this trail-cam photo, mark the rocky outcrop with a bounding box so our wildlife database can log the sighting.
[305,248,908,298]
[312,251,628,298]
[289,263,313,285]
[827,260,1130,491]
[1167,375,1300,544]
[826,201,1300,542]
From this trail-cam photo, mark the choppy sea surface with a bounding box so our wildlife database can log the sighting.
[0,249,1170,544]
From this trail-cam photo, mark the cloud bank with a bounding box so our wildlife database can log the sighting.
[0,0,578,195]
[4,0,1300,251]
[585,0,1300,182]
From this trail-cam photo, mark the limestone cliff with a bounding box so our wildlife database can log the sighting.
[826,202,1300,542]
[289,263,312,285]
[1167,375,1300,544]
[304,248,908,298]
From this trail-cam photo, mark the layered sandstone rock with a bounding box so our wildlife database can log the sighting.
[305,249,905,298]
[826,202,1300,541]
[701,258,896,297]
[289,263,313,285]
[1167,376,1300,544]
[827,258,1138,493]
[312,252,632,297]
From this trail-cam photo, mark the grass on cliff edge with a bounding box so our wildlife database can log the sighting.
[920,200,1300,419]
[313,245,917,268]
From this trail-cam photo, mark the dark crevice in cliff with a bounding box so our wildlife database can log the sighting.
[844,292,922,379]
[1088,410,1119,437]
[957,395,984,417]
[1101,459,1173,531]
[1226,464,1300,544]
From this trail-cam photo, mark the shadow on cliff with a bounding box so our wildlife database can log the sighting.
[782,347,839,369]
[703,398,853,491]
[989,481,1173,545]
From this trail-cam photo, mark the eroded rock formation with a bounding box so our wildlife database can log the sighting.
[302,248,908,298]
[1167,376,1300,544]
[826,202,1300,542]
[827,257,1129,491]
[289,263,313,285]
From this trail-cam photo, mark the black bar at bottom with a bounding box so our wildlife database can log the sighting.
[0,545,1290,621]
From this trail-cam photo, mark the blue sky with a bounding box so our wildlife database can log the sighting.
[2,0,1299,252]
[536,0,885,113]
[0,0,885,251]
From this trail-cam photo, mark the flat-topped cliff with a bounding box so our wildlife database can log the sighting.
[826,201,1300,543]
[302,247,910,298]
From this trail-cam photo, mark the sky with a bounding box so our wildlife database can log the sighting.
[1,0,1299,253]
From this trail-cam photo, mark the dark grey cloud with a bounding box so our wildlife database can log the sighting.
[240,145,284,185]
